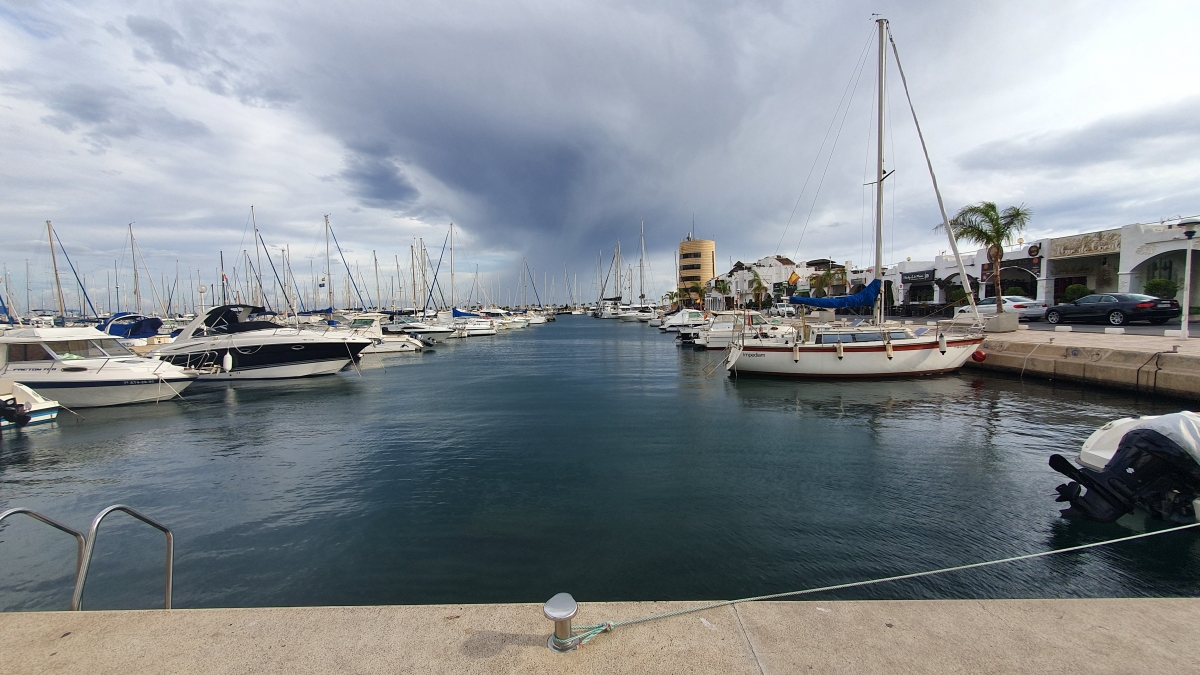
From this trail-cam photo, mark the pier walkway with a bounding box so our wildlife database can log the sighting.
[2,597,1197,674]
[966,330,1200,401]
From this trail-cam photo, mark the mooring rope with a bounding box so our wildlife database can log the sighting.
[554,521,1200,649]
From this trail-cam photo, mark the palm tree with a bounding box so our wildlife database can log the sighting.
[665,289,680,309]
[749,270,768,308]
[688,282,705,309]
[713,279,731,310]
[938,201,1032,312]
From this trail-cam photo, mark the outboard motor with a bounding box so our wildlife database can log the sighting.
[1,398,32,428]
[1051,412,1200,524]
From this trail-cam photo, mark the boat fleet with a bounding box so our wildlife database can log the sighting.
[0,301,560,428]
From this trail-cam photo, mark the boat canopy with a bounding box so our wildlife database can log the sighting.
[789,279,881,309]
[452,308,479,317]
[97,312,162,339]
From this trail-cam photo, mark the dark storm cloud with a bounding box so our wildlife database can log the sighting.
[339,150,420,208]
[958,96,1200,172]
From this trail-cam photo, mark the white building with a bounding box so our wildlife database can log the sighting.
[706,255,808,309]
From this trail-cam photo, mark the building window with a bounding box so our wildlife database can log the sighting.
[680,264,702,271]
[680,275,701,282]
[680,252,703,259]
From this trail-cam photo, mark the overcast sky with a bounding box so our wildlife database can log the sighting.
[3,0,1199,310]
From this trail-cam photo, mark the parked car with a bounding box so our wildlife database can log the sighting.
[1044,293,1181,326]
[956,296,1047,321]
[768,302,796,318]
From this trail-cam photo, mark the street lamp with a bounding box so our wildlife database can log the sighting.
[1180,219,1198,339]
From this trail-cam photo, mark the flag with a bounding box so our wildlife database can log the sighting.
[787,270,800,285]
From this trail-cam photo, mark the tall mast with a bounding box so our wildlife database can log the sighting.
[46,221,67,318]
[449,222,455,309]
[114,259,120,313]
[251,206,263,307]
[394,255,402,311]
[373,250,381,312]
[324,213,333,314]
[639,221,646,304]
[128,223,142,313]
[874,17,887,326]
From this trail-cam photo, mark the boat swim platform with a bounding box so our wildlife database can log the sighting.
[966,330,1200,401]
[2,598,1197,674]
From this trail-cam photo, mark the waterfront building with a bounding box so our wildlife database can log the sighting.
[678,235,716,306]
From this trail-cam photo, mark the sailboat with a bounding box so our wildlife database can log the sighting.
[726,18,983,379]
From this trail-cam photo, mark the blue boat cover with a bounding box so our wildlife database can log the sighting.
[98,312,163,339]
[789,279,881,308]
[452,308,479,317]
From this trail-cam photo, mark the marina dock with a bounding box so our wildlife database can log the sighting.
[3,598,1196,674]
[967,330,1200,401]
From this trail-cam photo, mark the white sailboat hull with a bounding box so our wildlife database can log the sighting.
[727,336,983,378]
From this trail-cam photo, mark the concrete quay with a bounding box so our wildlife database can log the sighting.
[967,330,1200,401]
[2,598,1197,674]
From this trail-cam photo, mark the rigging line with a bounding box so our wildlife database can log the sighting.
[564,521,1200,648]
[790,43,874,263]
[887,55,898,270]
[774,27,876,255]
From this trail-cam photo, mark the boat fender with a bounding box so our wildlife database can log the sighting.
[835,341,844,360]
[222,352,233,372]
[971,350,987,363]
[792,341,800,362]
[885,342,894,360]
[938,333,947,355]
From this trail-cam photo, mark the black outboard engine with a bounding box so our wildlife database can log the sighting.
[1,397,32,428]
[1051,423,1200,524]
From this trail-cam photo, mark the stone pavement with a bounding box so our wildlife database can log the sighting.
[2,597,1197,674]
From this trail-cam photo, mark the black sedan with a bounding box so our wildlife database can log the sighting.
[1045,293,1181,326]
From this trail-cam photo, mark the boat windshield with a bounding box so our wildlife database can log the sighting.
[44,340,111,359]
[350,318,376,327]
[95,339,135,356]
[750,315,767,325]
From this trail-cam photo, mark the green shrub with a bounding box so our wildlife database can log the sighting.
[946,287,968,303]
[1003,286,1027,297]
[1062,284,1092,302]
[1143,278,1178,299]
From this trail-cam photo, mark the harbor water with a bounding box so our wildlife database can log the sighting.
[2,316,1199,611]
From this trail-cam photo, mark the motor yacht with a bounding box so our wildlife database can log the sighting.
[658,309,708,333]
[695,312,790,350]
[0,327,196,407]
[343,313,424,354]
[150,305,371,379]
[381,316,454,343]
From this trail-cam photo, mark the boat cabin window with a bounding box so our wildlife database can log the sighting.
[816,333,853,344]
[351,318,376,327]
[851,332,884,342]
[44,340,109,359]
[5,343,55,362]
[750,315,767,325]
[95,339,135,356]
[888,331,912,340]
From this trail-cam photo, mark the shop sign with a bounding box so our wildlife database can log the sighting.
[900,269,935,283]
[1049,230,1121,259]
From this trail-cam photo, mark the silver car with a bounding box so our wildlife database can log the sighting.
[956,296,1047,321]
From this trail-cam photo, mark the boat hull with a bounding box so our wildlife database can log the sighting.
[727,337,983,378]
[21,377,195,408]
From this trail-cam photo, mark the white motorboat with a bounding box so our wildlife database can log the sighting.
[1050,412,1200,523]
[344,313,424,354]
[1,379,60,429]
[381,316,454,343]
[150,305,371,380]
[695,312,790,350]
[658,309,708,332]
[0,327,196,407]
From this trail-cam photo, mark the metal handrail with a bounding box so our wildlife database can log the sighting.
[71,505,174,611]
[0,508,87,610]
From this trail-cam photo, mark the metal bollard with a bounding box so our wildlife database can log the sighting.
[543,592,579,652]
